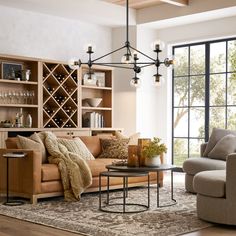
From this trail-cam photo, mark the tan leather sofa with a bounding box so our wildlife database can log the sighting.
[193,154,236,225]
[0,136,162,204]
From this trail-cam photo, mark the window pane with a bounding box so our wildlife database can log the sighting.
[210,74,226,106]
[173,138,188,167]
[190,76,205,106]
[174,108,188,137]
[190,108,205,138]
[228,73,236,105]
[209,107,226,133]
[174,47,189,76]
[174,77,188,107]
[190,45,205,75]
[227,107,236,130]
[210,42,226,73]
[228,40,236,72]
[189,139,204,157]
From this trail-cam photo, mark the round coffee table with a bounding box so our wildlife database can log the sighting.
[106,164,176,208]
[99,171,150,213]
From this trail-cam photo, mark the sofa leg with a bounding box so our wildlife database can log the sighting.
[30,195,38,204]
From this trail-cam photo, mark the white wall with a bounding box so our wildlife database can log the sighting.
[112,26,137,136]
[0,5,112,62]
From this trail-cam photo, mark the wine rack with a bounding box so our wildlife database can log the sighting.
[42,62,78,128]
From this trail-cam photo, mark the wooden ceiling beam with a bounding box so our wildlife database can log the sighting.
[160,0,189,7]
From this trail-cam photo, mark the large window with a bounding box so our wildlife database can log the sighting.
[172,38,236,168]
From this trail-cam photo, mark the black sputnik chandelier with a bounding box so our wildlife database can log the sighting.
[68,0,174,88]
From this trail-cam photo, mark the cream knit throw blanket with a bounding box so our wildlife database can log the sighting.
[42,132,92,201]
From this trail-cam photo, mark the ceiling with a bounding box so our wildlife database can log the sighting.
[103,0,188,9]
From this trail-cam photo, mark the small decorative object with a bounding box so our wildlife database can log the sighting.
[83,72,97,86]
[0,120,13,128]
[142,137,167,167]
[25,113,32,128]
[15,112,23,128]
[21,69,31,81]
[85,98,102,107]
[1,62,23,80]
[95,72,105,87]
[138,138,151,166]
[127,145,139,167]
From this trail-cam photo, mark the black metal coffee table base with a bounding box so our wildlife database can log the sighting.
[3,200,25,206]
[99,171,150,213]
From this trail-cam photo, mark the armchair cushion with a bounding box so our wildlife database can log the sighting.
[183,157,226,175]
[193,170,226,198]
[208,134,236,161]
[203,128,236,157]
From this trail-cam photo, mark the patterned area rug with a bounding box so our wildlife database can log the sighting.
[0,184,211,236]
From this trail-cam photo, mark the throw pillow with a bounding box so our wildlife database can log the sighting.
[115,131,140,145]
[97,138,129,159]
[208,134,236,161]
[17,133,47,163]
[57,138,95,160]
[203,128,236,157]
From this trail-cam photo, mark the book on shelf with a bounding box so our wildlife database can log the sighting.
[82,112,104,128]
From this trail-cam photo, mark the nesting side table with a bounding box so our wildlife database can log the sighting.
[99,171,150,213]
[3,152,27,206]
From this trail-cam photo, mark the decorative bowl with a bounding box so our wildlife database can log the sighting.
[1,123,13,128]
[85,98,102,107]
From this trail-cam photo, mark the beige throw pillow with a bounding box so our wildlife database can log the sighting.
[17,133,47,163]
[115,131,140,145]
[208,134,236,161]
[98,138,129,159]
[57,138,95,160]
[203,128,236,157]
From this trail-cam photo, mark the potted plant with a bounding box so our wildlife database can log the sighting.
[142,137,167,167]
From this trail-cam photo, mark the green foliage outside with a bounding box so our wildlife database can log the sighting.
[173,40,236,167]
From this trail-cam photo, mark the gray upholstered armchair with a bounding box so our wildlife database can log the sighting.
[183,142,226,193]
[193,154,236,225]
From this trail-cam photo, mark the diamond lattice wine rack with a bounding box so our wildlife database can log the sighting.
[42,62,78,128]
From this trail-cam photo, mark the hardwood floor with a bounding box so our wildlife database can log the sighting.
[0,214,236,236]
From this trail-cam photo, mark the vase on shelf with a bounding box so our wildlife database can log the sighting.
[25,114,32,128]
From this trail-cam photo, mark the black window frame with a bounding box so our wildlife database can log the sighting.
[172,37,236,171]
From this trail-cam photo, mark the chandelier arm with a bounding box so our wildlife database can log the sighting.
[129,45,156,62]
[93,62,153,65]
[140,64,155,69]
[91,45,126,63]
[93,63,133,69]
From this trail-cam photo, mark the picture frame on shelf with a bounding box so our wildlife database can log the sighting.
[1,62,23,80]
[95,72,105,87]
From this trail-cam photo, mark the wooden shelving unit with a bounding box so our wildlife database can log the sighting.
[0,54,117,147]
[80,65,113,128]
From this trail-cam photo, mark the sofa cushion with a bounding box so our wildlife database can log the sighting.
[115,131,140,145]
[208,134,236,161]
[193,170,226,197]
[17,133,47,163]
[41,164,61,181]
[79,136,101,158]
[97,138,129,159]
[86,158,116,177]
[183,157,226,175]
[203,128,236,157]
[58,138,95,160]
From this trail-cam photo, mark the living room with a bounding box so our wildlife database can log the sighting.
[0,0,236,235]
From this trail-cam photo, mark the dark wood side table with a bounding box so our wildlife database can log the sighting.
[3,152,27,206]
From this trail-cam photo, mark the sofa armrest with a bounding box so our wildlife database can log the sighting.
[200,142,208,157]
[226,153,236,199]
[0,148,42,195]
